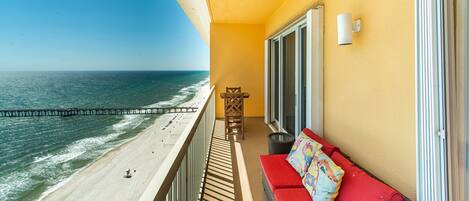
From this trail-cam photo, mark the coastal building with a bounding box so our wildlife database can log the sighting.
[139,0,469,201]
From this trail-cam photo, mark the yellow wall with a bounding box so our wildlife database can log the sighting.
[210,23,265,118]
[266,0,416,199]
[266,0,320,37]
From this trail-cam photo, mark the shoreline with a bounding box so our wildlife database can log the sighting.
[41,85,209,201]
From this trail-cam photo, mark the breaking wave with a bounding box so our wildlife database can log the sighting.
[0,75,209,201]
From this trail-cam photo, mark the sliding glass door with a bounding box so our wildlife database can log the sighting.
[266,8,323,137]
[269,20,308,136]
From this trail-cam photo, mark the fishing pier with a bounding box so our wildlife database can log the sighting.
[0,107,198,117]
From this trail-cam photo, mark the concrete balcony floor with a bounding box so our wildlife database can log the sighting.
[202,117,272,201]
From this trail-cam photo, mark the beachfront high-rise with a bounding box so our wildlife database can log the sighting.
[137,0,468,201]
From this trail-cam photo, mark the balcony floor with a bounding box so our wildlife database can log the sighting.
[202,117,272,201]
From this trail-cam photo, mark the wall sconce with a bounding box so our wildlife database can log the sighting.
[337,13,361,45]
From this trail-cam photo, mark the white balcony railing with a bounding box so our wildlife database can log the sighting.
[139,86,216,201]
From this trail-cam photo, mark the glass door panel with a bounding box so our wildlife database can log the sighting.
[273,40,280,122]
[300,27,307,130]
[283,32,296,134]
[465,1,469,194]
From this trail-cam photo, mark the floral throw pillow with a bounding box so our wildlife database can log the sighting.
[302,150,344,201]
[286,132,323,177]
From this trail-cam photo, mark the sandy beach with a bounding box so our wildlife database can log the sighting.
[41,86,209,201]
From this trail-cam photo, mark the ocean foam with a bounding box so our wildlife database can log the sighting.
[147,77,209,108]
[0,77,210,201]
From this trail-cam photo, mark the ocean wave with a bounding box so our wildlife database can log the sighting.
[0,77,210,201]
[33,155,53,163]
[147,77,209,108]
[37,175,74,201]
[35,77,208,200]
[0,130,127,201]
[112,115,148,132]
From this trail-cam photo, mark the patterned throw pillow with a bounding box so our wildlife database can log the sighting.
[302,151,344,201]
[286,132,323,177]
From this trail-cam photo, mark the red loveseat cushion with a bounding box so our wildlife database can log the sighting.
[302,128,339,156]
[274,188,312,201]
[330,150,366,178]
[260,154,303,191]
[331,152,405,201]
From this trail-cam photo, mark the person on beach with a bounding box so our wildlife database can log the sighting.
[124,169,132,178]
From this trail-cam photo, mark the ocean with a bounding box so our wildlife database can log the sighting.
[0,71,209,201]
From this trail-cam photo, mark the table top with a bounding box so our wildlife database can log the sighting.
[220,92,250,99]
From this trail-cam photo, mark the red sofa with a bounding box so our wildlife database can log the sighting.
[260,128,406,201]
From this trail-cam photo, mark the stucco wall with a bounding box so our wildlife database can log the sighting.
[266,0,416,199]
[210,23,266,118]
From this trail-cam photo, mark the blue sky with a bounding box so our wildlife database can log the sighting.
[0,0,209,71]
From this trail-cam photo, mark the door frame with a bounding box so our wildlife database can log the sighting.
[269,39,281,129]
[415,0,449,200]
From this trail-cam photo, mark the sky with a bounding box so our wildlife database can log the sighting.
[0,0,209,71]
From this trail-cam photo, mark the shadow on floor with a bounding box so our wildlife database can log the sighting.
[202,128,236,200]
[202,118,272,201]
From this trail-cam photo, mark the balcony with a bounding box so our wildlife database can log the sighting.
[202,117,271,201]
[139,86,272,201]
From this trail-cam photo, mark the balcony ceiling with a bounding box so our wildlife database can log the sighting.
[177,0,286,45]
[177,0,212,44]
[208,0,285,24]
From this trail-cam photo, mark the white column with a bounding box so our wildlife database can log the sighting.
[306,7,324,137]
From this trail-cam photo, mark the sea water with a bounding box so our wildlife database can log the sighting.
[0,71,209,201]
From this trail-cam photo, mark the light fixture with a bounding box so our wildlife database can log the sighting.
[337,13,361,45]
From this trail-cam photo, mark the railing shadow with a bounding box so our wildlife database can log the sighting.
[202,136,236,201]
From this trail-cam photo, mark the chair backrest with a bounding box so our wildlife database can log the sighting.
[223,93,244,117]
[226,87,241,93]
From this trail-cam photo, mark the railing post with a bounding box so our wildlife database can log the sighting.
[189,140,193,200]
[183,155,188,201]
[172,179,176,201]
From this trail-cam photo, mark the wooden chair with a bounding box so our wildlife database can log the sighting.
[226,87,241,93]
[223,92,244,140]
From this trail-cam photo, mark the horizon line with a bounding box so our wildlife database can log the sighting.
[0,69,209,72]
